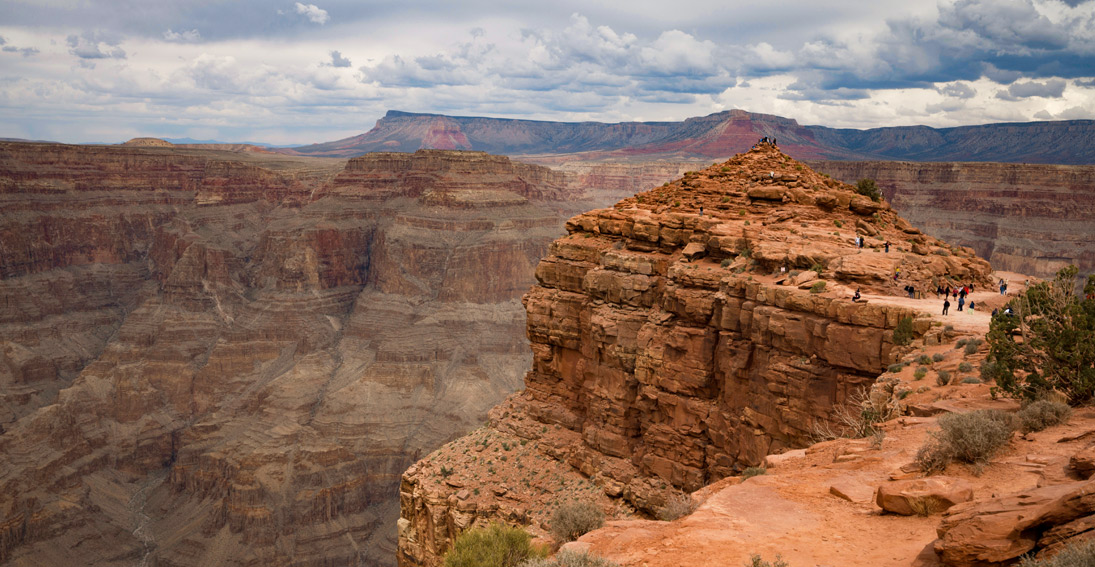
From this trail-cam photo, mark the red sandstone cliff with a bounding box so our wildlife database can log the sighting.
[396,145,995,566]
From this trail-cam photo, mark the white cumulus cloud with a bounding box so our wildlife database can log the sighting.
[295,3,329,25]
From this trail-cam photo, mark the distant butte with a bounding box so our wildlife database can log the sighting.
[285,109,1095,165]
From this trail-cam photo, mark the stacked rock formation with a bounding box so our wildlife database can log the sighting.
[397,143,994,566]
[0,144,594,566]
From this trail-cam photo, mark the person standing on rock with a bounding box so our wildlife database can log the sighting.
[884,241,890,253]
[957,295,965,311]
[943,298,950,315]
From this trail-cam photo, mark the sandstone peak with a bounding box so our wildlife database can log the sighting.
[397,143,996,566]
[121,137,174,147]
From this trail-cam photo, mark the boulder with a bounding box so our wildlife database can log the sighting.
[875,477,974,516]
[935,479,1095,566]
[747,186,786,201]
[1069,445,1095,479]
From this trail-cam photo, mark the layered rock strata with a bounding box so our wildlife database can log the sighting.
[398,145,995,566]
[0,145,585,566]
[810,160,1095,284]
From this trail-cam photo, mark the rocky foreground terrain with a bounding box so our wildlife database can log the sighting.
[397,143,1011,566]
[0,142,617,566]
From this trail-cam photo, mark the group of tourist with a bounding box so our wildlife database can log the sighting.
[940,283,976,315]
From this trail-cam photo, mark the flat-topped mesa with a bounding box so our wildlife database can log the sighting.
[397,144,994,567]
[320,149,572,203]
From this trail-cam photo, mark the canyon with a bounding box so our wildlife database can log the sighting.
[1,130,1093,567]
[0,142,611,566]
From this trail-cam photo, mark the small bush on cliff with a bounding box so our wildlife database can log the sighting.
[892,317,915,346]
[1017,538,1095,567]
[521,551,620,567]
[855,178,882,202]
[550,501,604,543]
[444,524,545,567]
[936,370,951,386]
[745,554,789,567]
[741,466,766,479]
[657,492,697,521]
[984,266,1095,405]
[916,410,1016,473]
[1016,399,1072,434]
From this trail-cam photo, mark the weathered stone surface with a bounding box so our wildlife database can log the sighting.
[875,477,974,515]
[935,479,1095,566]
[398,144,993,567]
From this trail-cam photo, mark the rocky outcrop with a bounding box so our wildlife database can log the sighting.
[811,160,1095,285]
[0,144,584,566]
[397,144,994,567]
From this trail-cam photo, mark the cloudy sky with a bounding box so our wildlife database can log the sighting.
[1,0,1093,144]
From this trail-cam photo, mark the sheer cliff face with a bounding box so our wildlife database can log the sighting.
[809,161,1095,283]
[0,144,581,566]
[397,146,995,567]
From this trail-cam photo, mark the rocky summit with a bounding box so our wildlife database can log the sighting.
[396,142,997,566]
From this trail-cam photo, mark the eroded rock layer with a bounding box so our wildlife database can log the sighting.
[397,144,995,567]
[0,144,591,567]
[810,160,1095,284]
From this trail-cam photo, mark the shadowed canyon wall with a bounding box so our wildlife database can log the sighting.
[0,143,602,567]
[809,160,1095,282]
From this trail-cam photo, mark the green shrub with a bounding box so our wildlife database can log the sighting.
[964,339,982,355]
[833,220,843,228]
[887,363,905,373]
[444,524,545,567]
[955,338,969,348]
[918,354,933,366]
[913,367,928,380]
[521,551,620,567]
[741,466,766,479]
[916,410,1016,473]
[988,267,1095,405]
[893,316,915,346]
[933,353,946,363]
[657,492,697,521]
[1016,400,1072,434]
[745,554,789,567]
[1017,537,1095,567]
[549,501,604,543]
[961,376,981,384]
[936,370,951,386]
[721,259,732,268]
[855,178,882,202]
[958,362,973,373]
[809,281,826,294]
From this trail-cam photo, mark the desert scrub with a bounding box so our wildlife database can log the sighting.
[1017,538,1095,567]
[916,409,1016,473]
[809,281,826,294]
[955,338,968,349]
[913,366,928,380]
[741,466,766,479]
[1016,399,1072,433]
[933,353,946,363]
[444,524,545,567]
[918,354,933,366]
[936,370,951,386]
[964,338,983,355]
[892,316,915,346]
[721,258,732,268]
[657,492,697,521]
[521,551,620,567]
[745,554,789,567]
[887,362,906,373]
[549,501,604,543]
[958,362,973,373]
